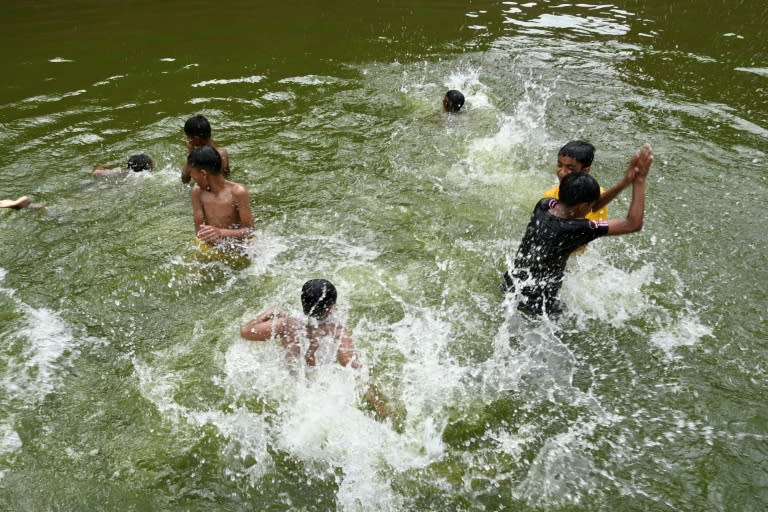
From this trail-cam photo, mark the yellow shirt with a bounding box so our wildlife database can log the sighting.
[542,184,607,221]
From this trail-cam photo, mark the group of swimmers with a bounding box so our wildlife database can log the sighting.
[2,90,653,416]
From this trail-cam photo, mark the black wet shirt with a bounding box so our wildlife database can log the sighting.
[503,198,609,315]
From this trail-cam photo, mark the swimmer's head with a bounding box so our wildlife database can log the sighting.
[186,145,222,174]
[184,114,212,140]
[301,279,338,319]
[127,154,153,172]
[558,140,595,169]
[443,90,465,113]
[558,172,601,207]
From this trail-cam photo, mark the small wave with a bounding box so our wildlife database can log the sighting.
[278,75,346,86]
[21,89,87,104]
[503,13,630,36]
[735,67,768,77]
[191,75,265,87]
[92,75,125,87]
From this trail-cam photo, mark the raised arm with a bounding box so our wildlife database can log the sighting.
[606,144,653,236]
[591,150,641,212]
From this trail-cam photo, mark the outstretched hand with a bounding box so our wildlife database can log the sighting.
[634,143,653,177]
[625,143,653,182]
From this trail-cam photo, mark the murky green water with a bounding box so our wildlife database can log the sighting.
[1,1,767,510]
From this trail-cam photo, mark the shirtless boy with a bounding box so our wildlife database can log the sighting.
[241,279,390,418]
[185,145,253,252]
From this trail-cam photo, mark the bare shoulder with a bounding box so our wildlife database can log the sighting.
[227,181,249,196]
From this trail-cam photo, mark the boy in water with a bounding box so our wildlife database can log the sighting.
[241,279,356,367]
[502,143,653,316]
[181,114,230,183]
[185,146,253,254]
[443,89,465,113]
[241,279,391,418]
[544,140,638,222]
[93,153,154,177]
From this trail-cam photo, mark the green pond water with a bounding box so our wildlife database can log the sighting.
[1,1,767,510]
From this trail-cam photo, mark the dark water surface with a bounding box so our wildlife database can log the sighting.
[1,1,767,510]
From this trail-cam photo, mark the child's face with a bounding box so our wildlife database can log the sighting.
[186,164,208,188]
[186,135,205,152]
[556,155,590,182]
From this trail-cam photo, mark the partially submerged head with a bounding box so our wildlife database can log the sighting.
[556,140,595,181]
[558,171,601,207]
[126,154,153,172]
[443,90,465,113]
[301,279,338,319]
[184,114,212,147]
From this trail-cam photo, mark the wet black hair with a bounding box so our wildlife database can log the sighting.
[558,140,595,168]
[301,279,338,318]
[559,172,601,206]
[184,114,212,139]
[186,145,222,174]
[444,90,465,112]
[126,154,153,172]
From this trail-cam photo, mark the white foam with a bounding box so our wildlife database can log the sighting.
[561,250,656,326]
[390,308,466,436]
[0,280,88,405]
[0,423,22,457]
[650,316,712,357]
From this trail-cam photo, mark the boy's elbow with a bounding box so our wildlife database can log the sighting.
[240,322,258,340]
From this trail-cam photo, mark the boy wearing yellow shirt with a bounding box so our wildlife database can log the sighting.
[544,140,637,222]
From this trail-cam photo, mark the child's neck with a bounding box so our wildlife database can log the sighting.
[551,202,587,220]
[204,175,227,193]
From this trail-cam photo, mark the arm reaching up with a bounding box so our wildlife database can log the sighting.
[606,143,653,236]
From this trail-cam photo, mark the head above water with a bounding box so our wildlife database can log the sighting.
[126,154,153,172]
[184,114,212,140]
[443,90,465,113]
[558,171,601,207]
[558,140,595,169]
[301,279,338,319]
[186,145,222,174]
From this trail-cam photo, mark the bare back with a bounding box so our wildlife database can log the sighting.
[279,319,356,368]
